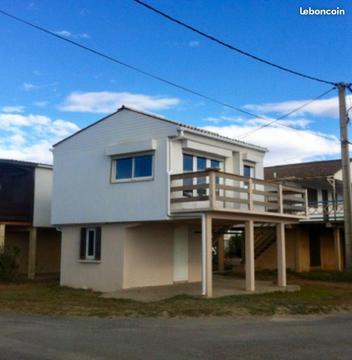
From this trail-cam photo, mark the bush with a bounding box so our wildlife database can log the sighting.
[0,246,20,281]
[226,235,244,258]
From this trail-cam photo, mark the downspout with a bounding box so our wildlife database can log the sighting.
[201,213,206,296]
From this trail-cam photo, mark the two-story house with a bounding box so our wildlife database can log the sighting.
[263,160,346,272]
[0,159,61,279]
[52,106,307,297]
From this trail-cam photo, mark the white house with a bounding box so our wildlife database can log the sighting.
[52,106,307,296]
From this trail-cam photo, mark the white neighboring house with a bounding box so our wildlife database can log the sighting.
[52,106,307,296]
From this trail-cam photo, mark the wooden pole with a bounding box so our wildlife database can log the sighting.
[276,222,287,287]
[334,227,343,271]
[0,224,5,252]
[245,220,255,291]
[28,228,37,280]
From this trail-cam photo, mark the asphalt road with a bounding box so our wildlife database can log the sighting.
[0,313,351,359]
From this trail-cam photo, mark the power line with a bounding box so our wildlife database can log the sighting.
[0,8,275,120]
[0,8,338,144]
[238,86,336,140]
[133,0,337,86]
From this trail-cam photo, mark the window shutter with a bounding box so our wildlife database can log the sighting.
[95,227,101,260]
[80,228,87,260]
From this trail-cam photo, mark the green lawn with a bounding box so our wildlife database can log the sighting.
[1,274,352,318]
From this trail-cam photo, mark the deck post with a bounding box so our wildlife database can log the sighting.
[0,224,5,252]
[28,227,37,280]
[209,171,216,209]
[201,213,213,297]
[278,184,283,214]
[276,222,287,287]
[334,227,343,271]
[217,234,225,272]
[245,220,255,291]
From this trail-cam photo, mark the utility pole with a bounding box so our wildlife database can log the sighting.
[338,83,352,270]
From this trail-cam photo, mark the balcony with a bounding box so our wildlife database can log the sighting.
[306,200,344,222]
[170,169,307,220]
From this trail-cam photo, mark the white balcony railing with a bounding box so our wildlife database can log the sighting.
[307,200,344,222]
[170,169,307,218]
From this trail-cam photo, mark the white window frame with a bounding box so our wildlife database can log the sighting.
[183,153,224,172]
[85,227,96,260]
[111,152,155,183]
[243,161,256,178]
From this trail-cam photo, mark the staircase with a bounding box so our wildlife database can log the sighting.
[254,225,276,259]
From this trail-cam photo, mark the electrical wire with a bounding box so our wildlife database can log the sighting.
[238,86,336,140]
[133,0,337,86]
[0,8,340,144]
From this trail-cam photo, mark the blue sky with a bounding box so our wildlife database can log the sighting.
[0,0,351,164]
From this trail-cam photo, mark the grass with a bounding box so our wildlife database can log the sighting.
[1,274,352,318]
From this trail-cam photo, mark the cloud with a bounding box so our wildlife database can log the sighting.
[188,40,200,48]
[245,95,352,119]
[59,91,181,113]
[202,123,340,165]
[22,82,38,91]
[33,101,48,108]
[0,112,79,163]
[54,30,90,39]
[1,105,25,113]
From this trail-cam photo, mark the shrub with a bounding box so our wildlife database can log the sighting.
[226,235,244,258]
[0,246,20,281]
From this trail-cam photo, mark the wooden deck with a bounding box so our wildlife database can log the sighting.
[170,169,308,220]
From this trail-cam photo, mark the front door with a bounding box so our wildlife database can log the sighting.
[173,225,189,282]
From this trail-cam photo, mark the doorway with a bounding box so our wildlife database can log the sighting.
[173,225,189,282]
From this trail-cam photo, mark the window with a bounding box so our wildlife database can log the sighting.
[80,227,101,261]
[243,162,255,178]
[182,154,223,197]
[113,153,154,181]
[307,188,318,208]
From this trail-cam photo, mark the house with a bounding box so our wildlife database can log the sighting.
[0,159,61,279]
[263,159,346,272]
[51,106,307,297]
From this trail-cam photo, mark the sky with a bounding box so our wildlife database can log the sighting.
[0,0,351,165]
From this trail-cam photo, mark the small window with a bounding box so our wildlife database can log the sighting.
[113,153,154,181]
[210,159,220,169]
[80,227,101,261]
[243,163,255,178]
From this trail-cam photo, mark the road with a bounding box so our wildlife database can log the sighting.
[0,313,351,359]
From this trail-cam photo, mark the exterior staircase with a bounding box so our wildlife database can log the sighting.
[254,225,276,259]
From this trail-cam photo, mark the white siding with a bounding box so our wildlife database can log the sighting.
[33,167,53,227]
[52,110,178,225]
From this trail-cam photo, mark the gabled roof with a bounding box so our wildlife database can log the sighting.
[53,106,267,152]
[265,159,344,181]
[0,158,52,169]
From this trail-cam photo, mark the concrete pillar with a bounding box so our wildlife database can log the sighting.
[201,214,213,297]
[245,220,255,291]
[0,224,5,251]
[28,228,37,280]
[276,222,287,287]
[334,227,343,271]
[217,234,225,272]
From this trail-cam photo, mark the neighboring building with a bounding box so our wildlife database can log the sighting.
[263,160,346,272]
[52,106,307,296]
[0,159,61,279]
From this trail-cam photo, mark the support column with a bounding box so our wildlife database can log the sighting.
[28,228,37,280]
[201,213,213,297]
[245,220,255,291]
[217,234,225,272]
[0,224,5,252]
[276,222,287,287]
[334,227,343,271]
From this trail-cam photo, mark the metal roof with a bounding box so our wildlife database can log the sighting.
[53,106,267,152]
[0,158,52,169]
[265,159,344,181]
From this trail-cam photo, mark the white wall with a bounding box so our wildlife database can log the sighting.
[33,167,53,227]
[52,110,178,225]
